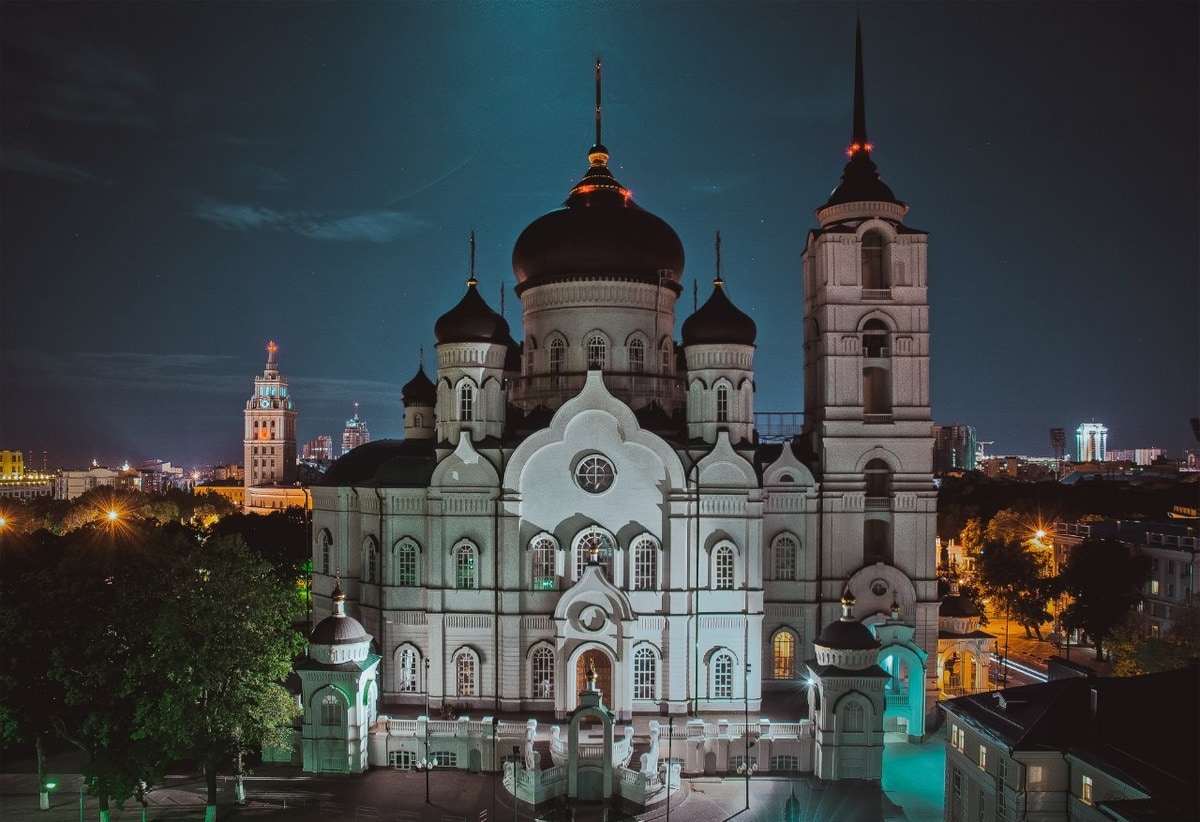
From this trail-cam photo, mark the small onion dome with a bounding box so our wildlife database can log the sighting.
[511,145,685,292]
[815,587,881,651]
[401,364,436,406]
[939,579,982,619]
[310,582,370,645]
[434,279,511,345]
[681,279,756,346]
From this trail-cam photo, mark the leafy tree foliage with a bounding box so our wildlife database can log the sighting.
[974,537,1053,640]
[1108,598,1200,676]
[1054,536,1151,661]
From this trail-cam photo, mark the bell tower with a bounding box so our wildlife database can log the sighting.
[802,21,938,722]
[243,341,298,490]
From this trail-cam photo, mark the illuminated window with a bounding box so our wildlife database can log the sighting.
[1081,775,1093,805]
[716,383,730,423]
[456,543,477,589]
[629,338,645,373]
[530,536,556,590]
[714,544,735,589]
[586,334,607,369]
[633,537,658,590]
[633,647,658,700]
[773,534,797,580]
[773,631,796,679]
[711,651,733,698]
[1149,580,1160,595]
[458,382,474,421]
[397,646,420,692]
[531,646,554,698]
[320,693,342,725]
[396,539,418,586]
[978,744,987,770]
[455,651,477,697]
[575,528,614,579]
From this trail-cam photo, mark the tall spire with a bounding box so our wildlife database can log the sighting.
[714,231,723,286]
[852,17,869,152]
[468,230,477,287]
[594,58,603,150]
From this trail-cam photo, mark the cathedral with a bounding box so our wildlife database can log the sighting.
[303,25,938,781]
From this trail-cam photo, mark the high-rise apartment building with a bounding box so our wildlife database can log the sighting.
[303,435,334,464]
[1076,421,1108,462]
[242,341,297,491]
[932,424,978,473]
[341,404,370,456]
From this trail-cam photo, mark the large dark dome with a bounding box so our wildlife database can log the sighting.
[512,146,684,293]
[682,280,757,346]
[434,280,511,345]
[816,617,881,651]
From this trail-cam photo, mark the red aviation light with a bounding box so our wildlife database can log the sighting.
[845,142,875,157]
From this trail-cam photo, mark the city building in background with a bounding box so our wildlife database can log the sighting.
[1076,421,1108,462]
[243,341,297,494]
[1107,448,1164,466]
[137,460,189,494]
[933,424,977,474]
[54,463,141,500]
[0,450,25,478]
[341,405,370,456]
[303,435,335,464]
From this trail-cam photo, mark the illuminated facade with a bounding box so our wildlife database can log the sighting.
[1076,421,1108,462]
[308,29,937,780]
[243,341,297,493]
[341,405,370,456]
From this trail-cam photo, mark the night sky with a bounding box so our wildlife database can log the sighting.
[2,2,1196,471]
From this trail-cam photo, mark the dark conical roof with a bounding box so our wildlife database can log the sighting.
[434,280,511,345]
[823,20,904,209]
[401,364,436,405]
[681,280,756,346]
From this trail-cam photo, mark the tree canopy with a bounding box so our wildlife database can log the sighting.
[1054,536,1152,661]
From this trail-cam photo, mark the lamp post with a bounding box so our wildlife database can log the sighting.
[512,745,521,822]
[416,659,434,803]
[665,716,674,822]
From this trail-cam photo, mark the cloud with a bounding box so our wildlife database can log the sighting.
[3,349,244,395]
[0,145,98,183]
[192,198,426,243]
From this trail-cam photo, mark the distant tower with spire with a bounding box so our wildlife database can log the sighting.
[341,402,371,456]
[243,340,298,490]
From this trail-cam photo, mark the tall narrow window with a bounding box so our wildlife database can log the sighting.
[714,545,735,590]
[531,647,554,698]
[575,529,614,580]
[586,334,607,369]
[633,647,657,700]
[633,537,658,590]
[549,338,565,373]
[843,702,865,732]
[456,543,477,589]
[531,536,556,590]
[712,651,733,698]
[397,539,418,586]
[319,530,332,575]
[628,338,645,373]
[660,341,671,373]
[865,459,892,500]
[773,535,797,580]
[456,652,477,697]
[365,539,377,584]
[321,693,342,725]
[413,412,423,428]
[773,632,796,679]
[716,383,729,423]
[397,647,419,692]
[458,381,474,421]
[861,229,886,290]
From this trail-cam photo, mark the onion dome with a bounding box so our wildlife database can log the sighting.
[681,278,756,346]
[401,364,436,406]
[512,61,684,292]
[816,588,881,652]
[434,278,511,345]
[310,581,370,646]
[939,579,982,619]
[822,21,904,210]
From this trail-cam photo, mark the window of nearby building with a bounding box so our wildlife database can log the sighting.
[432,751,458,767]
[660,341,671,373]
[388,750,414,769]
[455,651,477,697]
[397,646,420,693]
[978,744,987,770]
[586,334,607,369]
[951,724,965,752]
[574,528,615,580]
[716,383,729,423]
[320,531,332,575]
[549,338,565,373]
[320,693,342,725]
[996,789,1007,822]
[861,229,887,290]
[396,539,418,586]
[365,539,377,584]
[531,646,554,698]
[997,756,1007,787]
[770,755,800,772]
[456,543,477,589]
[531,536,556,590]
[712,651,733,698]
[773,631,796,679]
[629,338,645,373]
[633,646,658,700]
[1081,774,1093,805]
[773,534,797,580]
[714,544,735,589]
[1150,579,1160,595]
[458,381,474,421]
[633,537,658,590]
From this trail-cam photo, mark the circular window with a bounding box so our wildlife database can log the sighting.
[575,455,615,494]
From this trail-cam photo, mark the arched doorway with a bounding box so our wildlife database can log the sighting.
[575,650,613,702]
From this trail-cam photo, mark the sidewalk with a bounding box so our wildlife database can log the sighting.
[988,618,1112,678]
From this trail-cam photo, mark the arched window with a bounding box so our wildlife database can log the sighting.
[660,341,671,373]
[713,544,735,590]
[458,381,474,421]
[862,319,890,358]
[628,338,645,373]
[773,631,796,679]
[364,537,378,584]
[864,459,892,500]
[530,535,556,591]
[549,338,566,373]
[861,229,887,290]
[575,528,615,580]
[633,646,658,700]
[772,534,797,581]
[395,538,418,586]
[632,537,658,590]
[531,646,554,698]
[716,383,730,423]
[711,651,734,699]
[320,692,343,725]
[396,646,421,692]
[318,530,332,575]
[455,650,477,697]
[842,701,866,733]
[586,334,607,370]
[413,412,423,428]
[456,542,477,589]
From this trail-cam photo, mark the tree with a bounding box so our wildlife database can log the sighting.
[974,537,1052,640]
[140,535,302,820]
[1109,599,1200,676]
[1055,536,1151,661]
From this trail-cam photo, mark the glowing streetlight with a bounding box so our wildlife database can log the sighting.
[107,510,119,522]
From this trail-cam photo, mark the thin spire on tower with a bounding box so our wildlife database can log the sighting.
[594,58,603,148]
[419,345,424,370]
[468,230,477,286]
[851,17,869,153]
[714,231,724,286]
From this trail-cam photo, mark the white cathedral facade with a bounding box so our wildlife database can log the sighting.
[306,33,938,780]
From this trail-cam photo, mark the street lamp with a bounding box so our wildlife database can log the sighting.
[665,716,674,822]
[512,745,521,822]
[413,755,435,804]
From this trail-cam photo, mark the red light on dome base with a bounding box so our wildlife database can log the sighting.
[845,142,875,157]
